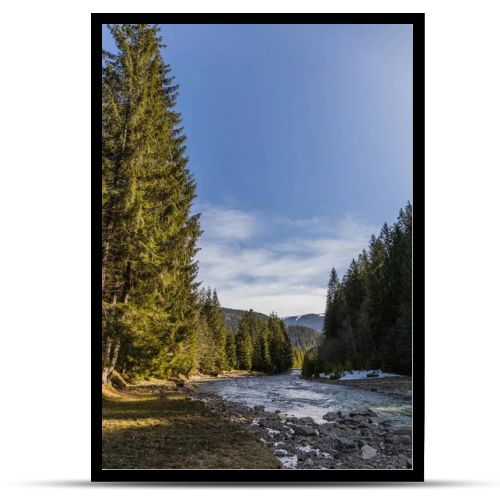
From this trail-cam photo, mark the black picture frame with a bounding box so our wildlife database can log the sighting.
[92,13,424,483]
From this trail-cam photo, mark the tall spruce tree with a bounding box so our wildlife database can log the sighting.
[102,24,200,382]
[225,330,237,370]
[323,267,340,337]
[268,313,293,373]
[235,311,255,370]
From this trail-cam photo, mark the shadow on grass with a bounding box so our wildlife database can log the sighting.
[102,391,279,470]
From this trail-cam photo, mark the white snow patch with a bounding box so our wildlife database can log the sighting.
[318,369,401,380]
[298,445,331,458]
[266,428,280,435]
[279,454,298,469]
[298,445,313,453]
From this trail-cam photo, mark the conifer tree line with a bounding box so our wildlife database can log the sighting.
[302,203,412,378]
[101,24,293,383]
[235,311,293,374]
[196,288,237,375]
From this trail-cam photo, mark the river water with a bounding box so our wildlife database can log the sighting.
[198,369,411,427]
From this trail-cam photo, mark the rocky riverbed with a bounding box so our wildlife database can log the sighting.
[322,376,412,398]
[182,378,412,470]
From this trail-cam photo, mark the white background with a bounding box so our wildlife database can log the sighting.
[1,0,499,498]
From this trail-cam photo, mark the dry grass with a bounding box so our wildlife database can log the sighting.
[102,383,280,469]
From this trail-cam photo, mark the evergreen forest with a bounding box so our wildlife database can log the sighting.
[302,204,412,378]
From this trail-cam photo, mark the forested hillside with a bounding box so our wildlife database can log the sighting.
[285,325,322,368]
[303,204,412,378]
[101,24,292,383]
[222,307,268,335]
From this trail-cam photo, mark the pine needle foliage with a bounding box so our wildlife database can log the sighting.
[102,24,200,382]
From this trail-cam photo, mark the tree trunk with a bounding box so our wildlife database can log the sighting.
[101,220,113,293]
[102,337,121,385]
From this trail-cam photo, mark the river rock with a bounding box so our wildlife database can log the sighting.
[393,434,412,446]
[361,444,377,459]
[320,425,337,438]
[294,425,319,437]
[298,417,316,425]
[349,415,366,424]
[336,437,356,449]
[323,411,338,421]
[274,449,287,457]
[350,408,373,417]
[393,426,412,436]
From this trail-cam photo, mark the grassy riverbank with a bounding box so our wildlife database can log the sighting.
[102,381,280,469]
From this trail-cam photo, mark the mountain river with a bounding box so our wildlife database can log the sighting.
[198,369,411,427]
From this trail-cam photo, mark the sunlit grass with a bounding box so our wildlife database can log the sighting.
[102,383,280,469]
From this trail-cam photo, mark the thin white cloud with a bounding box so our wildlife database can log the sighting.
[196,205,378,317]
[199,205,258,241]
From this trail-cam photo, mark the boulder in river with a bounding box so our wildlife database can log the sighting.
[361,444,378,459]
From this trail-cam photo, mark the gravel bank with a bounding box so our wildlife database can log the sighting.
[182,381,412,470]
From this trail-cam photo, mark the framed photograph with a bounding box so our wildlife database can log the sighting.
[93,13,424,482]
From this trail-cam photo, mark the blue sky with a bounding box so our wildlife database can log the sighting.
[102,24,412,316]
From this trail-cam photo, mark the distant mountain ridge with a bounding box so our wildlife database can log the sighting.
[286,325,322,351]
[282,313,324,333]
[222,308,325,334]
